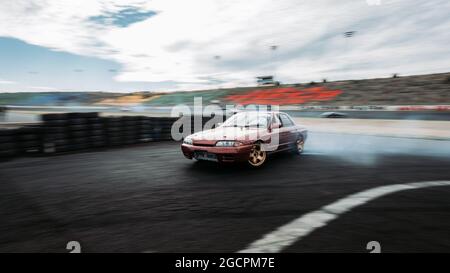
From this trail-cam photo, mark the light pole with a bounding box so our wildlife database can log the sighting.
[343,31,356,77]
[270,45,278,80]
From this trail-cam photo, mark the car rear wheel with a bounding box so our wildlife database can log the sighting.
[248,143,267,167]
[294,137,305,155]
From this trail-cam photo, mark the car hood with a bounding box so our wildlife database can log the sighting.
[189,126,268,145]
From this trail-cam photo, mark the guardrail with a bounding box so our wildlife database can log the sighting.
[0,112,225,160]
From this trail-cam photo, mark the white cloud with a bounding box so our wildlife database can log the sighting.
[0,79,16,84]
[26,85,59,91]
[0,0,449,91]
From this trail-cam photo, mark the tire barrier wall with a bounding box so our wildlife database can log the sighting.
[0,112,226,160]
[0,127,19,158]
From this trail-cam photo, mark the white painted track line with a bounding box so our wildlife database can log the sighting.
[239,181,450,253]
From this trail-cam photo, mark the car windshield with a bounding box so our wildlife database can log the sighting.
[222,112,270,128]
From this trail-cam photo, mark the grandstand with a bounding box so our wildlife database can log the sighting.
[146,72,450,106]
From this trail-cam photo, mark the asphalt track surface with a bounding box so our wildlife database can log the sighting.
[1,132,450,252]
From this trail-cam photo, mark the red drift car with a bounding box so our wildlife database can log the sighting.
[181,111,308,167]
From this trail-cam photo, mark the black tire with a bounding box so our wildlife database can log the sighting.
[20,140,41,147]
[71,130,88,138]
[87,117,102,124]
[90,140,106,147]
[43,143,69,154]
[68,112,98,119]
[43,139,68,146]
[44,119,68,127]
[20,134,40,141]
[106,126,121,132]
[0,135,14,143]
[82,112,99,119]
[122,126,137,132]
[89,135,104,142]
[90,129,104,136]
[71,137,88,144]
[70,124,88,131]
[108,136,123,146]
[43,132,66,140]
[0,149,17,158]
[0,142,15,150]
[293,136,305,155]
[0,128,19,136]
[68,118,87,125]
[106,131,122,138]
[90,123,104,130]
[19,138,41,153]
[41,113,68,121]
[139,137,152,143]
[44,126,66,134]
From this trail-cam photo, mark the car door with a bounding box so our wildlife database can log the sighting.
[273,113,292,150]
[279,113,297,145]
[266,114,282,151]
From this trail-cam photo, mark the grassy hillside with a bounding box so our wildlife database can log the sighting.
[0,92,124,106]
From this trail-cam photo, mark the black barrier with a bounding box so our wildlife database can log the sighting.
[104,116,123,146]
[88,116,106,148]
[18,125,43,155]
[0,128,19,159]
[0,112,227,159]
[42,113,70,154]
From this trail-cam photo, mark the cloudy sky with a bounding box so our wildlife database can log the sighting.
[0,0,449,92]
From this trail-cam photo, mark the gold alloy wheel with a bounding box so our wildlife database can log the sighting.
[296,139,305,154]
[248,143,267,167]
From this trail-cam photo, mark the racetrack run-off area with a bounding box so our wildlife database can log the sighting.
[1,132,450,252]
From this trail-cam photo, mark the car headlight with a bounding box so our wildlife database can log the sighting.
[215,141,243,147]
[183,137,193,145]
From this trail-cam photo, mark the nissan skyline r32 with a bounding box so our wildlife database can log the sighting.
[181,111,308,167]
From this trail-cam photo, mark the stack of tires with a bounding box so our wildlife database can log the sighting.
[103,116,123,147]
[138,116,154,143]
[67,113,91,151]
[41,113,70,154]
[152,117,177,141]
[121,116,140,145]
[42,112,100,154]
[3,113,229,160]
[0,128,19,160]
[18,125,43,155]
[88,115,106,148]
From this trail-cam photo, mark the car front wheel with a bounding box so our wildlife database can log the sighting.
[248,143,267,167]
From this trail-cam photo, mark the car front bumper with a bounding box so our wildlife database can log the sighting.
[181,143,253,163]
